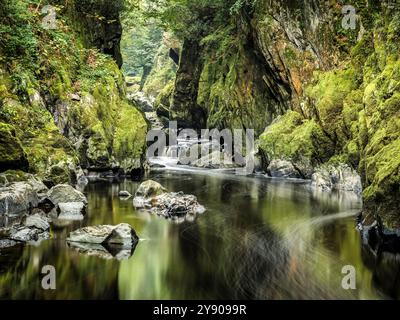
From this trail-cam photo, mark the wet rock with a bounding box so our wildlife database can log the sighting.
[24,213,50,231]
[0,182,39,216]
[312,164,362,195]
[8,225,49,242]
[0,239,18,249]
[57,202,86,220]
[67,223,139,247]
[68,242,135,261]
[118,190,132,198]
[134,188,206,219]
[267,159,302,179]
[191,150,239,169]
[47,184,88,205]
[135,180,167,198]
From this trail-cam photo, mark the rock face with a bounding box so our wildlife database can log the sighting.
[134,180,206,219]
[128,92,154,112]
[67,223,139,247]
[47,184,88,206]
[267,160,302,179]
[0,123,29,171]
[312,164,363,195]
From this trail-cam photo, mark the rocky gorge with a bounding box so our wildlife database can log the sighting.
[0,0,399,300]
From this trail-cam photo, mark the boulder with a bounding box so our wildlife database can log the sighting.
[24,213,50,231]
[135,180,167,198]
[47,184,87,205]
[67,223,139,247]
[191,150,239,169]
[0,182,39,216]
[312,164,363,195]
[8,224,50,242]
[267,159,302,179]
[134,190,206,219]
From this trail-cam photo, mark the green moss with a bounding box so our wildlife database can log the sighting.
[259,111,334,165]
[0,122,28,172]
[306,67,359,140]
[113,102,148,171]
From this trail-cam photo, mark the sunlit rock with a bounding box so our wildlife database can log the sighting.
[47,184,88,205]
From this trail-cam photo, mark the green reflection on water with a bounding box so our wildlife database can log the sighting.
[0,171,393,299]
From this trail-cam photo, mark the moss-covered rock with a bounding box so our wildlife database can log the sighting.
[259,111,334,178]
[0,122,29,171]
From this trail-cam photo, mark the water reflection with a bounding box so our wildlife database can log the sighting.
[0,170,393,299]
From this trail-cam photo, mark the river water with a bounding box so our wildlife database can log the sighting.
[0,164,398,300]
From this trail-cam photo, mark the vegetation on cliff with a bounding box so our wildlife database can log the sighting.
[0,0,147,184]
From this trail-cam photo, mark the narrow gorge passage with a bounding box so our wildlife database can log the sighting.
[0,0,399,302]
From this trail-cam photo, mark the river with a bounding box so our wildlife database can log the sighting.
[0,163,397,300]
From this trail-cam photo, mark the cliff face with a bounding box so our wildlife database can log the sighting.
[0,0,147,185]
[156,0,399,225]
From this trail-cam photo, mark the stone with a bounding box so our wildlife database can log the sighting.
[189,150,239,169]
[267,159,302,179]
[118,190,132,198]
[24,213,50,231]
[9,226,45,242]
[67,223,139,247]
[0,239,18,249]
[312,164,363,195]
[134,190,206,219]
[135,180,167,198]
[0,182,39,216]
[47,184,88,205]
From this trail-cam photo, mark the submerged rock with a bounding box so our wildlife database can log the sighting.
[134,180,206,219]
[312,164,362,195]
[67,223,139,247]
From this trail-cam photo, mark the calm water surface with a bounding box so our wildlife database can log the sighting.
[0,168,397,299]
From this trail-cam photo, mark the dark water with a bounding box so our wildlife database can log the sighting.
[0,169,397,300]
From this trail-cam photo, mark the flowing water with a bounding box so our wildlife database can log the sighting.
[0,164,398,300]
